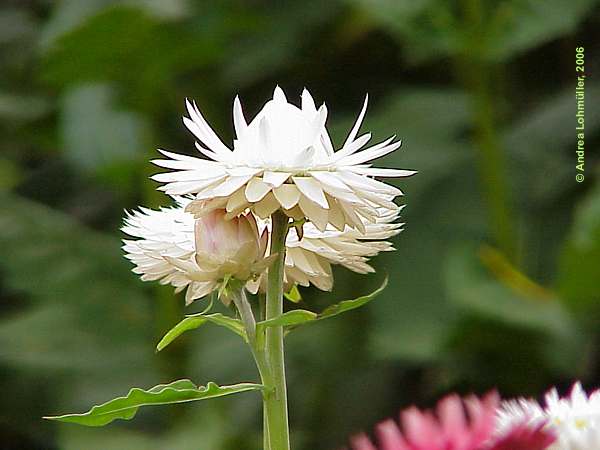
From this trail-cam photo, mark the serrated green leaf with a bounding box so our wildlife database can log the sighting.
[157,313,246,351]
[45,379,263,426]
[257,277,388,333]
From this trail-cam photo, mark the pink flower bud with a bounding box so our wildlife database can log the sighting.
[193,209,268,283]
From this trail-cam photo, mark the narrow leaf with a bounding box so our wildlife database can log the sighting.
[257,277,388,332]
[157,313,246,352]
[318,276,388,319]
[257,309,317,333]
[44,380,263,426]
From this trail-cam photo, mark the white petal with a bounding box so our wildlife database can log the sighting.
[326,197,346,232]
[159,177,224,195]
[206,175,253,197]
[339,201,366,233]
[337,171,402,196]
[348,167,417,177]
[226,188,249,213]
[233,95,247,139]
[298,195,328,231]
[273,85,287,102]
[273,184,301,209]
[332,133,372,161]
[292,176,329,209]
[338,139,402,166]
[151,170,223,183]
[263,171,291,187]
[226,166,262,177]
[184,99,231,158]
[342,94,368,149]
[245,177,272,202]
[301,88,317,113]
[309,171,361,203]
[253,192,280,219]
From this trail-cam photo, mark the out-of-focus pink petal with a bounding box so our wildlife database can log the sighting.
[437,394,469,449]
[401,408,444,448]
[464,392,499,448]
[351,433,378,450]
[489,422,556,450]
[375,419,411,450]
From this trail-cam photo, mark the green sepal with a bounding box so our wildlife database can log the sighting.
[257,276,388,333]
[44,379,263,427]
[284,285,302,303]
[157,312,246,352]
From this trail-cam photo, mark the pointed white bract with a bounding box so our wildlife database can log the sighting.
[122,198,402,303]
[153,87,415,232]
[497,382,600,450]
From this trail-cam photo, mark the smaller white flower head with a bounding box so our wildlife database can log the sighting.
[122,198,401,303]
[152,86,415,233]
[122,199,269,305]
[497,382,600,450]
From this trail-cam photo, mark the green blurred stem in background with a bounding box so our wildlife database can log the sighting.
[458,0,518,262]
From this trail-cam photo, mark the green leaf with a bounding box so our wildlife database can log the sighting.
[258,310,317,331]
[256,277,388,333]
[61,83,148,174]
[319,276,388,319]
[444,245,576,338]
[157,313,246,351]
[558,183,600,310]
[0,193,155,372]
[45,379,263,426]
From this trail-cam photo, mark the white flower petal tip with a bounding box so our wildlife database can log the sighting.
[498,381,600,450]
[122,198,402,298]
[153,87,414,230]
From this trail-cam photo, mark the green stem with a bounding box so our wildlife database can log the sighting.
[262,211,291,450]
[456,0,517,261]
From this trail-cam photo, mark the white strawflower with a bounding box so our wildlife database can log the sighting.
[122,200,270,305]
[152,86,414,233]
[497,382,600,450]
[122,198,401,303]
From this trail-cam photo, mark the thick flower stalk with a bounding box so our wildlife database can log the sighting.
[350,392,555,450]
[152,87,415,232]
[498,382,600,450]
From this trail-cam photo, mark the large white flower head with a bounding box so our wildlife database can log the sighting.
[497,382,600,450]
[122,198,401,304]
[153,86,415,233]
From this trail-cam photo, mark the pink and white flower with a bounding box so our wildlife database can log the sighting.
[350,392,555,450]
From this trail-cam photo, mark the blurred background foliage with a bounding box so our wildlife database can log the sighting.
[0,0,599,449]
